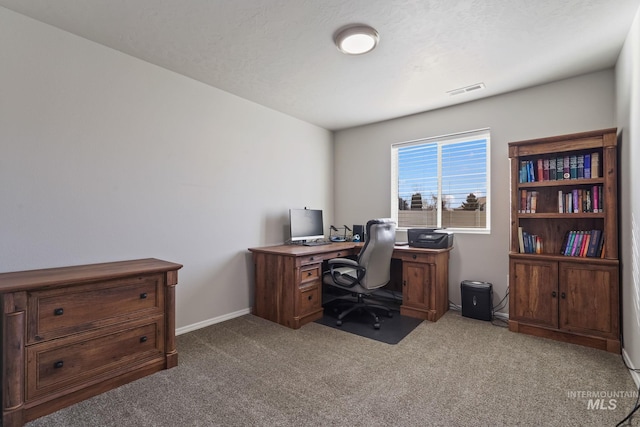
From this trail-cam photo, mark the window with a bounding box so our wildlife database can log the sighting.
[391,128,490,233]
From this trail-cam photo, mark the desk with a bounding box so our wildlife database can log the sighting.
[248,242,451,329]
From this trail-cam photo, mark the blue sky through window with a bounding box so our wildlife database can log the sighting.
[398,138,487,209]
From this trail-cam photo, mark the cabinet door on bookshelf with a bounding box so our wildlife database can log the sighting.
[510,259,558,328]
[559,262,619,338]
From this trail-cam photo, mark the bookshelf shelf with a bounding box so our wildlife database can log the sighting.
[517,178,604,189]
[508,128,619,353]
[518,212,605,219]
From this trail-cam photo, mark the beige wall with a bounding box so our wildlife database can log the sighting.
[334,71,616,313]
[0,7,334,331]
[616,6,640,383]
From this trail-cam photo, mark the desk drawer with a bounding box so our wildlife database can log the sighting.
[26,318,164,400]
[298,283,321,315]
[394,251,436,264]
[299,249,353,266]
[300,265,321,283]
[28,273,164,343]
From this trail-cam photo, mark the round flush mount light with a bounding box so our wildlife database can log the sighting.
[334,25,379,55]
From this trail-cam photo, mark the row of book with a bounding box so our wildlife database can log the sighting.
[519,190,538,213]
[519,152,600,183]
[558,186,603,213]
[560,229,605,258]
[519,186,604,214]
[517,227,543,254]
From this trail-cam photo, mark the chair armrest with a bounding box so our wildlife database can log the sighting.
[328,258,358,267]
[327,259,365,288]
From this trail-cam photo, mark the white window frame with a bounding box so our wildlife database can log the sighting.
[391,128,491,234]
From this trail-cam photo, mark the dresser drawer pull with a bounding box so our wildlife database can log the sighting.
[140,336,148,343]
[308,295,313,301]
[140,292,148,299]
[54,361,64,369]
[54,308,64,316]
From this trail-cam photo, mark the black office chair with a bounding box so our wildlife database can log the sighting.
[322,218,396,329]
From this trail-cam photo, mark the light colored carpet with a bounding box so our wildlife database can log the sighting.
[26,311,639,426]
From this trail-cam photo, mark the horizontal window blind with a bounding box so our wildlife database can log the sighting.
[391,129,490,232]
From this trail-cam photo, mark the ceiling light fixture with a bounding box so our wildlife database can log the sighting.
[334,25,379,55]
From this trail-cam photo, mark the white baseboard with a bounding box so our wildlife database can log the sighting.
[622,348,640,389]
[175,307,252,336]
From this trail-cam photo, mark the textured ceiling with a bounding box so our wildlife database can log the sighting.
[2,0,639,130]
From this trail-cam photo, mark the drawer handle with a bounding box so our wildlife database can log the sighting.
[412,254,417,260]
[140,336,148,343]
[54,360,64,369]
[140,293,148,299]
[307,272,312,277]
[310,256,314,261]
[308,295,313,301]
[54,308,64,316]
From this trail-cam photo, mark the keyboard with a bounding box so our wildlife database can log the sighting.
[303,241,331,246]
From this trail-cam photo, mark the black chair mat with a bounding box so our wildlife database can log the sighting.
[315,298,424,344]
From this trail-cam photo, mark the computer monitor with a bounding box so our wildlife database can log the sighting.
[289,209,324,242]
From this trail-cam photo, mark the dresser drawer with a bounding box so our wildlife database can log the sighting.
[26,318,164,400]
[27,273,164,343]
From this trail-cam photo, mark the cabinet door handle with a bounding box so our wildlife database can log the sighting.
[140,336,148,343]
[552,291,557,298]
[561,292,566,299]
[54,360,64,369]
[54,308,64,316]
[403,280,407,287]
[308,295,313,301]
[140,293,148,299]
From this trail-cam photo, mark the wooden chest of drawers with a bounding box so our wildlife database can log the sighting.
[0,258,182,427]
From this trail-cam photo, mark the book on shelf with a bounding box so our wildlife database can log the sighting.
[518,226,525,253]
[584,153,591,178]
[558,190,563,213]
[518,151,602,183]
[557,156,564,180]
[561,229,604,257]
[557,187,602,213]
[592,152,600,178]
[569,155,577,179]
[577,155,584,179]
[586,229,601,257]
[519,228,542,254]
[537,159,544,182]
[519,190,538,213]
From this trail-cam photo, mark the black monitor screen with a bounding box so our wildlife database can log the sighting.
[289,209,324,242]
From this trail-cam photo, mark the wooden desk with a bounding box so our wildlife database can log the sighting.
[248,243,451,329]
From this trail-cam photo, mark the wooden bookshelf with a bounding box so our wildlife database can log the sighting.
[508,128,620,353]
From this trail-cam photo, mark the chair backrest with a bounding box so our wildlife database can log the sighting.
[357,218,397,290]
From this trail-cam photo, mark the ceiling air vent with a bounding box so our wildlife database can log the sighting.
[447,83,486,96]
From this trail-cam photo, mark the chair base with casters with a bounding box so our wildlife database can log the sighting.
[330,293,393,329]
